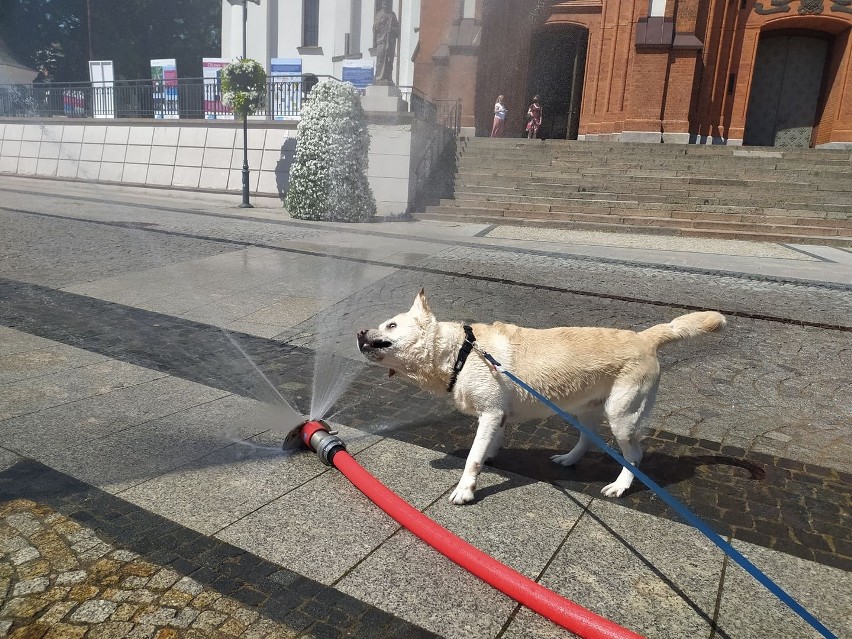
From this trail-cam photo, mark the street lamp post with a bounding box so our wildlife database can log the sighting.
[239,0,260,208]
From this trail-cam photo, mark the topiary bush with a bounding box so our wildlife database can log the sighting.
[285,80,376,222]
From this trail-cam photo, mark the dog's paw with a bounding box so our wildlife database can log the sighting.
[449,484,475,505]
[550,453,579,467]
[601,482,629,498]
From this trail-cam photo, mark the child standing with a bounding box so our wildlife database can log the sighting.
[526,95,543,139]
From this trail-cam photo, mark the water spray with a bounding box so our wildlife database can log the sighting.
[283,419,645,639]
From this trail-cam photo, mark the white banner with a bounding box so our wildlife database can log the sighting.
[202,58,234,120]
[151,58,179,119]
[88,60,114,119]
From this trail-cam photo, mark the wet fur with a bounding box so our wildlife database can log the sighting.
[357,290,725,504]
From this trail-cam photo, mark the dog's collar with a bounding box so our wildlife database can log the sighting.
[447,325,476,392]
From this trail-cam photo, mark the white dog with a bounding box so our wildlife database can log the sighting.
[357,290,725,504]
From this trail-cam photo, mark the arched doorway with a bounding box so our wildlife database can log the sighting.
[743,31,831,147]
[526,25,588,140]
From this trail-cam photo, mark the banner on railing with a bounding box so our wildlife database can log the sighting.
[62,91,86,117]
[151,59,179,119]
[342,61,374,90]
[270,58,302,121]
[202,58,233,120]
[88,60,115,118]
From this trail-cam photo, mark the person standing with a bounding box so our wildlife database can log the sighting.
[526,95,543,139]
[491,95,507,138]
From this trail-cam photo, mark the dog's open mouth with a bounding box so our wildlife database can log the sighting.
[357,330,392,354]
[357,332,397,377]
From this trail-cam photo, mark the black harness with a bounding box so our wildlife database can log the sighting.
[447,325,476,392]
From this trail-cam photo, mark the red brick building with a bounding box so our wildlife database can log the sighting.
[414,0,852,148]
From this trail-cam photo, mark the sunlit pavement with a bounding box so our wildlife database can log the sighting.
[0,176,849,639]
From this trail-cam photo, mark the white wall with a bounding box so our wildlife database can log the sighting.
[221,0,420,87]
[0,115,452,214]
[0,120,296,197]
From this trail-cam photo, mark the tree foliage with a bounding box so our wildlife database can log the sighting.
[286,81,377,223]
[0,0,87,79]
[0,0,220,81]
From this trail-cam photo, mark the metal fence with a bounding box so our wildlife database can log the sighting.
[0,77,444,123]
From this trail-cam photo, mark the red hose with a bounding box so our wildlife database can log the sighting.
[332,449,645,639]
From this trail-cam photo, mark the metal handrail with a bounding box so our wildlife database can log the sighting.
[410,97,462,213]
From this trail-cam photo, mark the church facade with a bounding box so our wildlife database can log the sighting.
[415,0,852,147]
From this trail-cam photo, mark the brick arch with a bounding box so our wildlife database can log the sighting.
[728,11,852,146]
[526,23,591,139]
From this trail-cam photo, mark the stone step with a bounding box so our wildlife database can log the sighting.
[453,179,852,207]
[450,187,852,212]
[426,205,849,234]
[441,197,852,229]
[455,168,850,191]
[419,208,852,246]
[444,138,852,244]
[458,146,851,162]
[440,198,852,228]
[456,158,852,180]
[456,148,852,164]
[459,138,852,160]
[455,172,852,198]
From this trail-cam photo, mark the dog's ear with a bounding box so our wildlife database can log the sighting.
[410,288,433,318]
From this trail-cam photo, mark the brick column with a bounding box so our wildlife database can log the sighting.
[662,0,703,143]
[622,48,668,142]
[726,25,761,145]
[662,48,699,143]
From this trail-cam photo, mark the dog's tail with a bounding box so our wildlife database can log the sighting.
[640,311,726,350]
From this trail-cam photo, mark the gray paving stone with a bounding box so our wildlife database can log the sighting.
[0,359,166,421]
[339,528,516,639]
[0,208,239,288]
[0,325,70,357]
[714,539,852,639]
[118,424,381,535]
[12,576,49,596]
[0,447,21,472]
[217,438,457,585]
[0,373,231,454]
[503,498,724,639]
[41,394,277,493]
[70,599,118,623]
[0,342,107,384]
[336,472,589,639]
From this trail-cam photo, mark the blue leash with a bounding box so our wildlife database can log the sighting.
[478,349,837,639]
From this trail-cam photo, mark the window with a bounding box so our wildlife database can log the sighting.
[303,0,320,47]
[349,0,361,54]
[648,0,666,17]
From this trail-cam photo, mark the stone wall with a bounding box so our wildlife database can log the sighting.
[0,116,454,214]
[0,120,296,198]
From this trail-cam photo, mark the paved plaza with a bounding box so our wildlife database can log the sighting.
[0,175,850,639]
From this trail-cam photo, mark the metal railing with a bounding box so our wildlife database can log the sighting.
[410,97,462,213]
[436,98,462,134]
[0,77,443,122]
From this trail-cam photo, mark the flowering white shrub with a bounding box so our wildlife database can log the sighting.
[221,59,266,116]
[286,80,376,222]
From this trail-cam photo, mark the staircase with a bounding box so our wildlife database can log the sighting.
[420,138,852,245]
